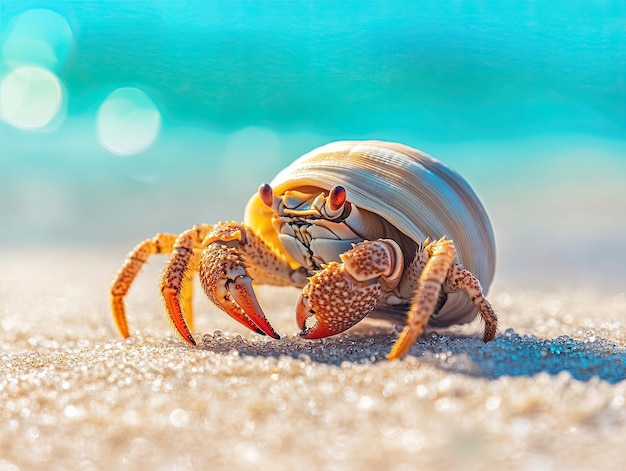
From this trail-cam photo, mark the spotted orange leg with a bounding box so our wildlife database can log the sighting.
[110,225,212,340]
[111,220,306,345]
[388,238,458,359]
[159,225,213,344]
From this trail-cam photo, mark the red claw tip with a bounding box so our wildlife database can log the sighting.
[296,294,335,339]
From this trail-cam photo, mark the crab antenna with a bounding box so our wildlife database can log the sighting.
[259,183,274,208]
[327,185,347,212]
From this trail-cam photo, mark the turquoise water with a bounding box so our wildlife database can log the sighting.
[1,1,625,288]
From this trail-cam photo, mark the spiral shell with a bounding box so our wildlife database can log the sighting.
[245,140,496,327]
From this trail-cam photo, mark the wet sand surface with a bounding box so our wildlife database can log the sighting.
[1,250,625,470]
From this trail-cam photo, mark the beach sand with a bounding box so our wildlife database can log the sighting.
[1,249,625,471]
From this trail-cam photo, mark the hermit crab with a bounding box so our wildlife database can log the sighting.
[110,140,497,359]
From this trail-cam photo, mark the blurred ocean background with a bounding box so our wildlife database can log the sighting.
[1,0,625,291]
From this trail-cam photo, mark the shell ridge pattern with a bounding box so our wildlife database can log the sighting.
[272,143,469,249]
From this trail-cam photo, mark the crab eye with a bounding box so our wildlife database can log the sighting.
[259,183,274,208]
[327,185,347,213]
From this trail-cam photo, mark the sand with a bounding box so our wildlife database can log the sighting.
[1,249,625,471]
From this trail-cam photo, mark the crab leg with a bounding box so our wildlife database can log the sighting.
[198,222,303,340]
[111,232,184,338]
[159,225,214,344]
[387,237,457,360]
[444,264,498,343]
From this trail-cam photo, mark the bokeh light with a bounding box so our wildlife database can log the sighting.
[0,66,65,129]
[96,87,161,155]
[212,126,286,196]
[2,9,73,71]
[223,126,282,171]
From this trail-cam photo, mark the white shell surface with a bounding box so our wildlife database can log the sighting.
[245,140,496,326]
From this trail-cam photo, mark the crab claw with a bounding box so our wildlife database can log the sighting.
[296,261,381,339]
[297,239,403,339]
[200,240,280,339]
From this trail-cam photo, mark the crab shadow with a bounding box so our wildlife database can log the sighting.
[198,328,626,384]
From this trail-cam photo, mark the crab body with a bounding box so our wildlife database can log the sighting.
[111,141,497,359]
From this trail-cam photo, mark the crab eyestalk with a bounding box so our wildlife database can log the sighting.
[259,183,274,208]
[325,185,347,215]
